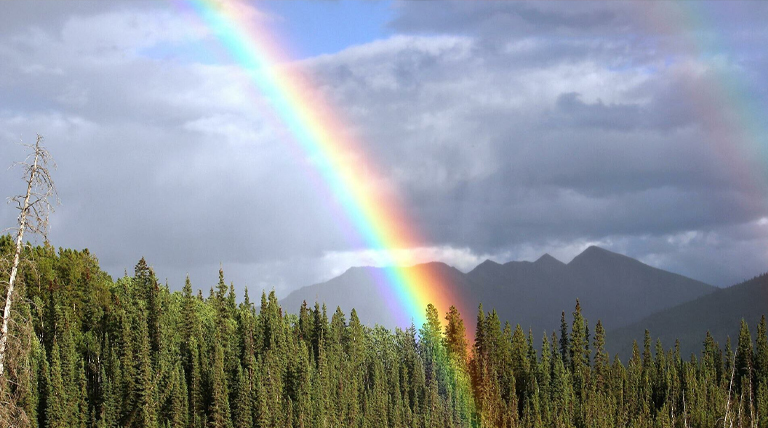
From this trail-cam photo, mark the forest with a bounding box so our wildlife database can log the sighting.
[0,236,766,428]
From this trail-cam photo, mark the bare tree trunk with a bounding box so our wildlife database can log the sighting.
[726,352,737,428]
[0,135,56,379]
[750,372,756,428]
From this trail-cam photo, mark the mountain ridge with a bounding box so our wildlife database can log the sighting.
[281,246,717,337]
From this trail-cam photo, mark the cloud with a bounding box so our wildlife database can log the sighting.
[1,1,767,296]
[389,2,627,39]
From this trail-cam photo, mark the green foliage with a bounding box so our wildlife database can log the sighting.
[4,239,768,428]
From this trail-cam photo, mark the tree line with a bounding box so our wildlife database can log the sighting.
[1,239,767,428]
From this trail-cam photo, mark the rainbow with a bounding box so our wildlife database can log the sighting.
[183,0,469,329]
[179,1,767,331]
[641,2,768,204]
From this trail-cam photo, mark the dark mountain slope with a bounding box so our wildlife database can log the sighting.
[564,246,717,332]
[465,246,715,336]
[533,253,567,271]
[608,272,768,360]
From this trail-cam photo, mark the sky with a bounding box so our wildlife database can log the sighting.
[1,1,768,298]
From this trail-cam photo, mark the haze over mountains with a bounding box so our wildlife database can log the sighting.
[282,246,731,349]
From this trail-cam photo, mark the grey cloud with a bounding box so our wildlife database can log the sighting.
[299,9,768,288]
[390,2,625,39]
[2,1,768,295]
[390,2,768,40]
[548,85,696,132]
[552,92,645,131]
[0,3,358,294]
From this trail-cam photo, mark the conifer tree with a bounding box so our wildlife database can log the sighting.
[117,310,137,425]
[756,315,768,386]
[570,300,588,374]
[233,364,252,428]
[702,331,721,383]
[593,320,608,390]
[167,362,189,428]
[551,354,573,427]
[560,311,570,366]
[537,333,552,426]
[135,258,162,368]
[298,300,313,342]
[135,314,157,428]
[208,341,232,428]
[511,324,530,407]
[99,352,120,428]
[735,319,753,395]
[188,336,205,428]
[474,304,485,358]
[420,304,444,378]
[46,341,67,428]
[444,305,468,366]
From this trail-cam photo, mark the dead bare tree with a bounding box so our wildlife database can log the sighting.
[725,352,737,428]
[0,134,57,380]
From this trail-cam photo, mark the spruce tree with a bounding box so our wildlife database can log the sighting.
[208,341,232,428]
[560,311,569,366]
[735,319,753,395]
[593,320,608,390]
[510,324,529,408]
[756,315,768,386]
[135,315,157,428]
[570,300,588,373]
[537,333,552,426]
[569,299,588,426]
[444,305,468,366]
[135,258,162,369]
[167,362,189,428]
[233,364,252,428]
[46,341,67,428]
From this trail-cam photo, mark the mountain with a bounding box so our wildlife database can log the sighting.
[608,272,768,360]
[281,246,717,337]
[280,261,478,328]
[465,245,716,336]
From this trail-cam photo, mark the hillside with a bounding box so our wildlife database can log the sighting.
[608,272,768,359]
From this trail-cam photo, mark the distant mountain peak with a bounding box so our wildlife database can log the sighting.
[582,245,612,256]
[569,245,629,266]
[533,253,565,269]
[468,259,503,276]
[478,259,502,268]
